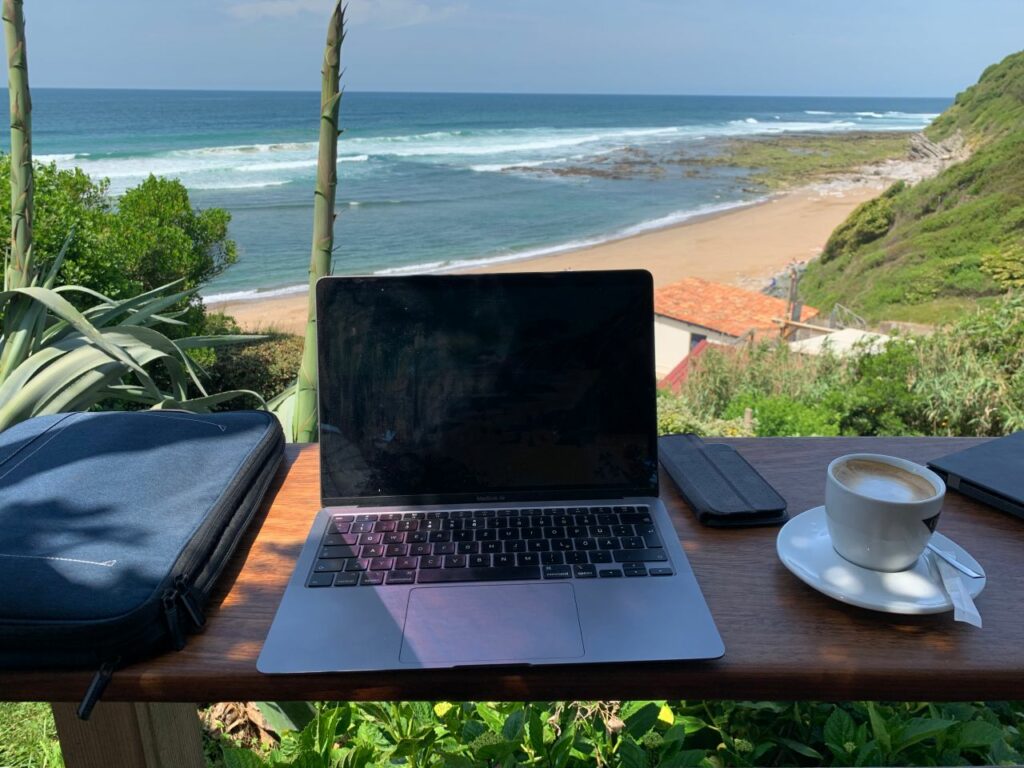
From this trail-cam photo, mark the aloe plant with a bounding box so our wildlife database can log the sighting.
[289,0,344,443]
[0,0,261,431]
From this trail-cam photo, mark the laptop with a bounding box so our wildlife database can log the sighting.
[258,270,723,673]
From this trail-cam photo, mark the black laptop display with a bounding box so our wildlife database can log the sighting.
[317,272,658,505]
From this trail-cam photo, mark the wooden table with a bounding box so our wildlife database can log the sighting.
[4,438,1023,767]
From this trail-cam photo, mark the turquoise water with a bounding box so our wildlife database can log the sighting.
[8,90,948,299]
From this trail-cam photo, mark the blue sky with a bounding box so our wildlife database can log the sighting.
[26,0,1024,96]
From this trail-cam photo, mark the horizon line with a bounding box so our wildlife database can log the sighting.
[17,85,953,100]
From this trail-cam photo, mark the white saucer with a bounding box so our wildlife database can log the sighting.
[776,506,986,614]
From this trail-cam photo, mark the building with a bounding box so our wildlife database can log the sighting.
[654,276,818,377]
[788,327,889,357]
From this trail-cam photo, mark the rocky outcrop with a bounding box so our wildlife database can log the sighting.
[908,131,969,165]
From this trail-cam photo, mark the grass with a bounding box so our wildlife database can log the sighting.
[0,703,62,768]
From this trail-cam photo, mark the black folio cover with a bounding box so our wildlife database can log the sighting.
[658,433,788,527]
[928,431,1024,520]
[0,410,284,714]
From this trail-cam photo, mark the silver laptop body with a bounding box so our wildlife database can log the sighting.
[259,271,723,673]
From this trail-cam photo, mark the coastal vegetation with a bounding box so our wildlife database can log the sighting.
[538,132,911,186]
[658,293,1024,439]
[800,50,1024,323]
[694,132,912,190]
[0,157,237,332]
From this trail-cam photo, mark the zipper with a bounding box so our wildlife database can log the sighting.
[174,575,206,629]
[174,423,282,598]
[162,590,186,651]
[77,657,119,720]
[169,418,283,596]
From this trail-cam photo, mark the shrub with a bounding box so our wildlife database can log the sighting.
[663,293,1024,438]
[656,390,753,437]
[820,181,902,264]
[0,156,236,302]
[203,330,304,409]
[724,393,840,437]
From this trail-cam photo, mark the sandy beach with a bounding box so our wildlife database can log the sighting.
[211,181,888,335]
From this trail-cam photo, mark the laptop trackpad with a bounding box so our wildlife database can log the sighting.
[400,584,584,664]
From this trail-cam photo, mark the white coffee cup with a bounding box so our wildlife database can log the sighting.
[825,453,945,572]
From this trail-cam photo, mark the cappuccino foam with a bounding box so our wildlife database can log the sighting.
[833,459,936,502]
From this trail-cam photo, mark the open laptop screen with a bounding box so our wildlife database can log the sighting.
[316,271,658,505]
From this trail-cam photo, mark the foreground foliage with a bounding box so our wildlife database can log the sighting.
[208,700,1024,768]
[663,293,1024,438]
[1,699,1020,767]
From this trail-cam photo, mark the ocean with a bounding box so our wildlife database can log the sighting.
[8,90,948,301]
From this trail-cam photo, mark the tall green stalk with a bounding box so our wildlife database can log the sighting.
[0,0,36,383]
[3,0,31,291]
[292,0,344,443]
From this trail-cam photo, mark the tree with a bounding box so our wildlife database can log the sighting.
[0,157,236,302]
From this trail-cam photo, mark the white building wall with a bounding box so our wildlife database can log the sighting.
[654,316,693,377]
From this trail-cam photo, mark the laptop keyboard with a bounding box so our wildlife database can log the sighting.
[306,505,674,587]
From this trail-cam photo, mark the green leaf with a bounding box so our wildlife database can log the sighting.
[255,702,318,736]
[957,720,1006,749]
[677,716,707,734]
[502,708,526,741]
[824,707,856,753]
[158,388,266,412]
[663,724,687,743]
[1,286,151,382]
[894,717,956,752]
[474,738,519,762]
[624,702,661,739]
[657,750,706,768]
[173,333,267,349]
[474,702,504,732]
[854,739,882,767]
[866,702,891,753]
[433,701,453,718]
[550,726,576,768]
[618,738,649,768]
[774,737,823,760]
[392,737,431,758]
[42,230,75,290]
[221,747,269,768]
[528,705,546,753]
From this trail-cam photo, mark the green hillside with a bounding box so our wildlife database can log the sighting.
[801,50,1024,324]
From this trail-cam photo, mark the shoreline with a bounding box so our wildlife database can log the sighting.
[202,197,768,305]
[211,179,890,335]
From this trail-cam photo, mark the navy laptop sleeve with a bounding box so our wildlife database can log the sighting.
[0,410,284,717]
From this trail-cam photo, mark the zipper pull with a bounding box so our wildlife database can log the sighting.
[174,576,206,629]
[77,658,119,720]
[162,590,186,651]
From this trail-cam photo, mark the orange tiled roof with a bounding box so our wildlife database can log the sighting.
[654,277,817,337]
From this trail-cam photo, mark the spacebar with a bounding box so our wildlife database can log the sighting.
[416,567,541,584]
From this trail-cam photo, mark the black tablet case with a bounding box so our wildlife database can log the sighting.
[658,433,787,527]
[0,410,284,717]
[928,431,1024,520]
